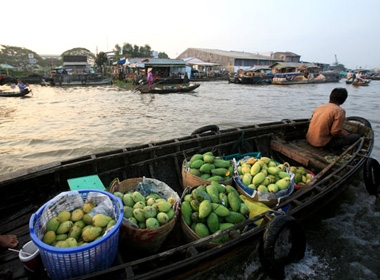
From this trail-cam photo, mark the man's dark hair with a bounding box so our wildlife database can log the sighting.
[329,88,348,105]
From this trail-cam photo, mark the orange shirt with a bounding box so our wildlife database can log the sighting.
[306,102,346,147]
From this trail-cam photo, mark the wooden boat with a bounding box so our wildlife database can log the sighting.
[272,72,310,85]
[0,117,378,280]
[346,76,371,86]
[367,74,380,80]
[49,75,113,86]
[136,83,200,94]
[6,74,49,86]
[272,71,341,85]
[0,88,32,97]
[352,79,371,86]
[228,66,273,84]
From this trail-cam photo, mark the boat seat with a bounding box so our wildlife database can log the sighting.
[270,138,331,170]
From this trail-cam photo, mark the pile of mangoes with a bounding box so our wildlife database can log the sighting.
[181,182,249,242]
[236,156,293,193]
[113,190,177,230]
[42,202,116,247]
[289,166,313,186]
[184,151,234,183]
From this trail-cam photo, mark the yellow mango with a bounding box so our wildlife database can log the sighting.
[276,177,291,190]
[250,162,261,176]
[92,213,112,227]
[42,231,56,245]
[82,201,96,213]
[242,173,252,186]
[71,208,84,222]
[155,201,172,213]
[252,172,266,185]
[57,210,71,222]
[81,225,102,242]
[56,220,73,234]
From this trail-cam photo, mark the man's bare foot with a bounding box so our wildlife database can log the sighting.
[0,235,19,248]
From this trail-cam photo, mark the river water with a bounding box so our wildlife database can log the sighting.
[1,80,379,279]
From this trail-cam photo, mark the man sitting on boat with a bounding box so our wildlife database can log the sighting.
[355,71,364,83]
[306,88,360,149]
[17,79,30,93]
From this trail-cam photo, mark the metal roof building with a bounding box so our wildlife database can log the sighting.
[176,48,278,72]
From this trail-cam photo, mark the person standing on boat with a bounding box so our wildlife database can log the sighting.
[17,79,29,93]
[147,68,153,90]
[306,88,360,149]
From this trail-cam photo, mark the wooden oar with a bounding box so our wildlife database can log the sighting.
[132,81,147,92]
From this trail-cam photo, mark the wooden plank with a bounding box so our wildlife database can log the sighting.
[270,139,329,170]
[270,140,310,166]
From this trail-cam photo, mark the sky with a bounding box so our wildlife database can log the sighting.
[2,0,380,70]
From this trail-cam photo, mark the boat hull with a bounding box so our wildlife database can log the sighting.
[0,88,31,97]
[272,71,341,85]
[138,83,200,94]
[49,75,113,86]
[0,117,375,279]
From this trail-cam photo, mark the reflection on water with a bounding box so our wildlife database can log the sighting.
[1,81,380,279]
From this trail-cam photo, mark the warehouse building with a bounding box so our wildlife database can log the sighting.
[176,48,288,73]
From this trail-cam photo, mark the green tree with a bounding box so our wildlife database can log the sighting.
[158,52,169,58]
[122,43,133,57]
[140,44,152,57]
[0,45,48,70]
[94,52,108,74]
[114,42,151,60]
[95,52,108,68]
[132,45,140,57]
[113,44,122,62]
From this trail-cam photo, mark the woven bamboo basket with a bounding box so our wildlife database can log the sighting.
[110,177,180,253]
[181,161,233,189]
[180,186,228,248]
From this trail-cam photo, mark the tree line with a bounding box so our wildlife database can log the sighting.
[0,43,169,75]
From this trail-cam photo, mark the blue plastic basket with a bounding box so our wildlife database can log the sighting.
[29,189,123,280]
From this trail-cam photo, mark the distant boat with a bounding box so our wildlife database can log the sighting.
[49,74,113,86]
[0,88,32,97]
[353,79,371,86]
[136,83,200,94]
[47,66,112,86]
[272,71,341,85]
[228,66,273,84]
